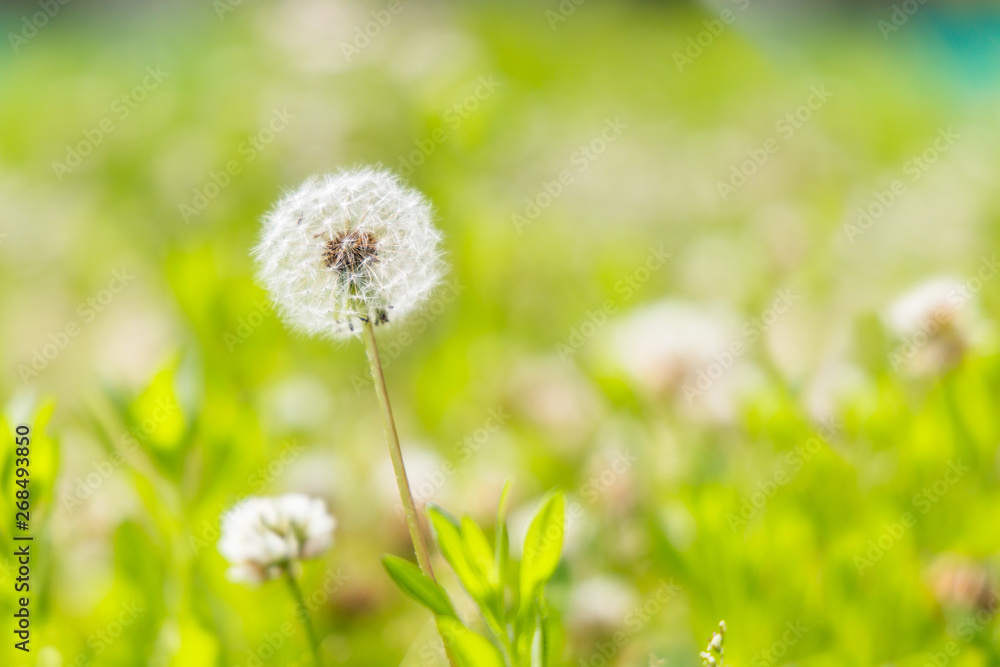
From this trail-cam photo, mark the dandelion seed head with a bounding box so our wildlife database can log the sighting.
[254,168,445,340]
[217,493,336,584]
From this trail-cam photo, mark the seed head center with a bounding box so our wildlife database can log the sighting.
[323,229,378,273]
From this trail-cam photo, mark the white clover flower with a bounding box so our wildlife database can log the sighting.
[611,300,739,394]
[218,494,336,584]
[611,300,762,421]
[254,168,445,340]
[884,276,977,375]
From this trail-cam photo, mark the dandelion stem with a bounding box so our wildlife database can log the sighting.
[362,319,459,667]
[283,565,322,667]
[361,319,436,577]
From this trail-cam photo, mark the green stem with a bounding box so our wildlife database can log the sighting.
[942,372,977,464]
[283,565,322,667]
[361,319,459,667]
[361,319,435,577]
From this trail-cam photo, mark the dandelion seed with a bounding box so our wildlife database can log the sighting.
[217,494,336,584]
[254,167,445,340]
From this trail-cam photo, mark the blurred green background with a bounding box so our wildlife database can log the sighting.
[3,0,1000,665]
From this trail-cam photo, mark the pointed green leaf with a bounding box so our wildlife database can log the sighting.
[438,617,506,667]
[428,505,490,602]
[382,555,455,618]
[519,492,565,602]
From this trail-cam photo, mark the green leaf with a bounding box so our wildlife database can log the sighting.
[461,516,498,589]
[496,480,512,596]
[438,617,506,667]
[519,492,565,603]
[531,618,546,667]
[428,505,491,602]
[531,596,561,667]
[382,555,455,618]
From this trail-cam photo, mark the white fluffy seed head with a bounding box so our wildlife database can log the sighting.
[254,168,446,340]
[217,494,336,584]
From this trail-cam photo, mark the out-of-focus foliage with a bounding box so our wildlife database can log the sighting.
[2,0,1000,665]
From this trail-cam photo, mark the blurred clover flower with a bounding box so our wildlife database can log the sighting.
[566,575,638,631]
[700,621,727,666]
[253,168,444,339]
[612,301,733,394]
[925,553,997,611]
[218,493,335,584]
[611,300,761,421]
[884,277,978,375]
